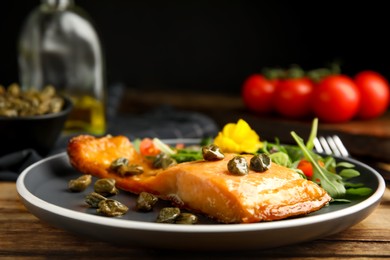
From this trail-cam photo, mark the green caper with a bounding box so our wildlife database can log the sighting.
[85,192,107,208]
[0,83,64,117]
[97,199,129,217]
[68,174,92,192]
[175,213,198,225]
[227,156,249,175]
[250,154,271,172]
[110,157,129,170]
[7,83,20,97]
[156,207,181,223]
[153,153,177,169]
[40,85,56,98]
[135,192,158,212]
[110,157,144,176]
[202,144,225,161]
[94,178,119,196]
[118,164,144,176]
[48,97,64,113]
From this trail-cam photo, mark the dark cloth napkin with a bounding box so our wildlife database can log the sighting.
[0,149,42,181]
[0,85,219,181]
[0,107,219,181]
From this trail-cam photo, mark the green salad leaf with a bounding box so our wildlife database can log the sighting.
[291,131,346,199]
[290,118,372,201]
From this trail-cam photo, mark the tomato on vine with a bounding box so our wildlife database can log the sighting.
[354,71,390,119]
[311,75,361,123]
[273,77,314,119]
[241,74,276,114]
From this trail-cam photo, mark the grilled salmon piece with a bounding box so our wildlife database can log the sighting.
[67,135,331,223]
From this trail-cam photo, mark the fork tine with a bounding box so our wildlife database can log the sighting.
[332,135,349,157]
[326,136,342,157]
[318,136,333,155]
[314,135,349,157]
[313,137,324,153]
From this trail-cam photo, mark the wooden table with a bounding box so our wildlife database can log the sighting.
[1,181,389,259]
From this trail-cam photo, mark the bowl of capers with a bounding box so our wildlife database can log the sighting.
[0,83,73,156]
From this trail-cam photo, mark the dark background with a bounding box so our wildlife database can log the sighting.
[1,1,390,94]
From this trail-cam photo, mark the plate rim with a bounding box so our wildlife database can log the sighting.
[16,149,386,234]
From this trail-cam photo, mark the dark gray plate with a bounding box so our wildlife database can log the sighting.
[16,139,386,250]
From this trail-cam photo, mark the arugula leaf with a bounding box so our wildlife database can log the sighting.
[339,169,360,180]
[345,187,373,197]
[283,145,304,163]
[305,117,318,151]
[336,162,355,168]
[171,149,203,163]
[269,152,292,167]
[291,130,346,199]
[343,182,366,188]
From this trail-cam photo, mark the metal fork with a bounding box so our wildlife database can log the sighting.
[314,135,349,157]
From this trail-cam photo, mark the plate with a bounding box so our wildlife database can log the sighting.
[16,139,386,251]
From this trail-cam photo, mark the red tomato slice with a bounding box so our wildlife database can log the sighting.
[297,159,325,179]
[297,159,314,179]
[139,138,161,156]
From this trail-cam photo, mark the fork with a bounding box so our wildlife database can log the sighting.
[314,135,349,158]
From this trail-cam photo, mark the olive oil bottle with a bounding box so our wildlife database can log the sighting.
[65,95,106,135]
[18,0,106,135]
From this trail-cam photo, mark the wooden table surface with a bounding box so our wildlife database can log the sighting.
[1,180,389,259]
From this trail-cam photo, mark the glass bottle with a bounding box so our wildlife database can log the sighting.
[18,0,106,135]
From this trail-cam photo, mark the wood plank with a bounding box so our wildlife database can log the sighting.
[1,182,389,258]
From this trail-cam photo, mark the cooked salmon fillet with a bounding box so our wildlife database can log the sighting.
[67,135,331,223]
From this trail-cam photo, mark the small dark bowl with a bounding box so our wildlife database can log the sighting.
[0,96,73,157]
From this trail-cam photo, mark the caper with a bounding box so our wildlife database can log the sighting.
[135,192,158,212]
[49,97,64,113]
[250,154,271,172]
[153,153,177,169]
[97,199,129,217]
[0,83,64,117]
[68,174,92,192]
[202,144,224,161]
[156,207,181,223]
[94,178,119,196]
[175,213,198,225]
[227,156,249,175]
[110,157,129,169]
[118,164,144,176]
[7,83,20,97]
[85,192,107,208]
[40,85,56,98]
[110,157,144,176]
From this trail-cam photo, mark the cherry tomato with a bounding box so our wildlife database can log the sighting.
[354,71,390,119]
[139,138,160,156]
[273,77,314,119]
[297,159,325,179]
[241,74,276,114]
[311,75,361,123]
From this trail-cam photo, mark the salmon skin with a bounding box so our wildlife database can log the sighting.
[67,135,331,223]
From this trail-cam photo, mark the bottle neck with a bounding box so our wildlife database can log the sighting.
[41,0,74,11]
